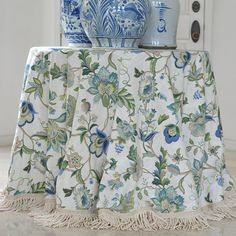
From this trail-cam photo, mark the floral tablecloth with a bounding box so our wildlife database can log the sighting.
[1,47,236,231]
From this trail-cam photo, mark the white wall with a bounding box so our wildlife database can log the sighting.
[210,0,236,150]
[0,0,59,146]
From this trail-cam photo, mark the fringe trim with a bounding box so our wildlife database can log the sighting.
[34,207,209,231]
[34,208,98,228]
[96,208,209,231]
[1,192,236,231]
[0,194,45,212]
[28,198,57,217]
[34,192,236,231]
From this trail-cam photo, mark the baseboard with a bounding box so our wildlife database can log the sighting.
[224,138,236,151]
[0,135,14,147]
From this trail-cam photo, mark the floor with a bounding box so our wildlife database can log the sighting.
[0,146,236,236]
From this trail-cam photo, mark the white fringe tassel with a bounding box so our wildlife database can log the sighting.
[28,198,56,217]
[33,208,209,231]
[1,192,236,231]
[34,192,236,231]
[0,194,45,212]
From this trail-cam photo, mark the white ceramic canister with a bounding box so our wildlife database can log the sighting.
[140,0,180,49]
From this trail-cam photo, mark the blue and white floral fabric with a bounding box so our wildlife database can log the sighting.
[1,47,235,231]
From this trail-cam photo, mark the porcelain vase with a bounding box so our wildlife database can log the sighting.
[140,0,180,49]
[81,0,151,48]
[61,0,91,47]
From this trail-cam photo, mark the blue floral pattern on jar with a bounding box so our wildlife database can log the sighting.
[81,0,151,48]
[61,0,91,46]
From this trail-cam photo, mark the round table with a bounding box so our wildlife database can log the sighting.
[1,47,235,231]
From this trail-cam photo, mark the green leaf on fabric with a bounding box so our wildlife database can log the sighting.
[145,56,160,74]
[102,94,110,107]
[127,145,137,162]
[22,145,34,155]
[6,187,15,193]
[89,124,98,131]
[134,68,144,78]
[32,132,47,140]
[79,50,99,75]
[71,169,84,184]
[117,88,135,114]
[109,158,118,170]
[178,177,185,194]
[152,178,161,186]
[61,160,68,170]
[91,63,99,72]
[205,132,211,142]
[63,188,73,197]
[138,192,142,200]
[116,117,122,124]
[162,178,170,186]
[25,87,37,93]
[33,77,41,85]
[123,173,131,181]
[158,114,169,125]
[50,63,62,79]
[31,182,46,193]
[23,161,31,173]
[189,139,194,145]
[76,126,87,131]
[182,117,190,124]
[80,131,87,143]
[160,147,167,158]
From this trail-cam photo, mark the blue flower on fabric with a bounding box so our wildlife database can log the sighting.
[193,90,203,100]
[163,125,180,144]
[18,101,37,127]
[138,73,157,102]
[89,128,109,158]
[73,186,92,209]
[139,129,158,142]
[87,67,118,107]
[215,124,223,138]
[217,176,224,187]
[115,144,124,154]
[172,51,191,69]
[151,187,186,213]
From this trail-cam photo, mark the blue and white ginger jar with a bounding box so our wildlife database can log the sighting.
[61,0,91,47]
[140,0,180,49]
[81,0,151,48]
